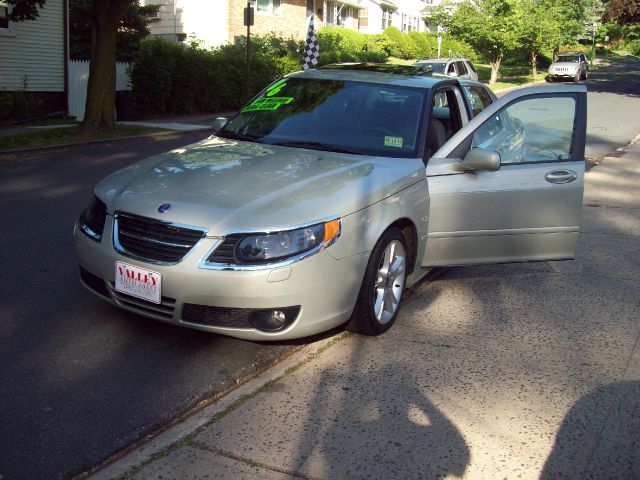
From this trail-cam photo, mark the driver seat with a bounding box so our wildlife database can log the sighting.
[425,118,447,158]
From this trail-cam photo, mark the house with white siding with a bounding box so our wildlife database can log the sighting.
[0,0,68,114]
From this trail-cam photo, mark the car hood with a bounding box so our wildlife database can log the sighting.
[95,136,424,235]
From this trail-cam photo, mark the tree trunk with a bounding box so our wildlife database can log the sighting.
[80,0,131,133]
[531,50,537,78]
[489,55,502,86]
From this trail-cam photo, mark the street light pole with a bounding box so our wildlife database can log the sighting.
[591,22,596,67]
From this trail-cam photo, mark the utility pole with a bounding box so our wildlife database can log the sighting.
[244,2,254,101]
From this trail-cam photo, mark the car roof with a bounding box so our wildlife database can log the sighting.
[287,63,450,88]
[415,58,469,63]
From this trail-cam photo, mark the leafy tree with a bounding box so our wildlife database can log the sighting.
[603,0,639,25]
[446,0,521,85]
[515,0,561,77]
[8,0,149,131]
[70,0,160,62]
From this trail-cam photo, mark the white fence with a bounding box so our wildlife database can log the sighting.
[68,60,131,120]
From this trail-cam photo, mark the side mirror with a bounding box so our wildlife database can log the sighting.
[460,148,501,171]
[213,117,228,133]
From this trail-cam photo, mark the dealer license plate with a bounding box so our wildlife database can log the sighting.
[115,261,162,304]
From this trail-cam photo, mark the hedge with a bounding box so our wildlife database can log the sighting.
[130,36,302,116]
[130,29,478,117]
[316,27,388,64]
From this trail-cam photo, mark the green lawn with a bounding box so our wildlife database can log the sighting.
[0,124,167,152]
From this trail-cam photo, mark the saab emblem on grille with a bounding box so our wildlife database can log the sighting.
[158,203,171,213]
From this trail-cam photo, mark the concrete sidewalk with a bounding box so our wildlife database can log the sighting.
[90,145,640,480]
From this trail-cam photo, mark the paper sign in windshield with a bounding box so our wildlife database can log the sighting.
[384,136,403,148]
[241,97,294,112]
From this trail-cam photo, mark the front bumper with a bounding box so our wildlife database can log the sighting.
[548,70,578,79]
[74,215,368,340]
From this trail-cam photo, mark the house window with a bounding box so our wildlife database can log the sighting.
[381,7,392,29]
[326,1,335,24]
[256,0,282,14]
[337,6,353,27]
[402,13,416,33]
[1,3,9,30]
[358,8,368,28]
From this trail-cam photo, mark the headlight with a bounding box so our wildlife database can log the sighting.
[205,218,341,266]
[78,195,107,242]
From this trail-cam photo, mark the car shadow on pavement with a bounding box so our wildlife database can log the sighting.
[541,381,640,479]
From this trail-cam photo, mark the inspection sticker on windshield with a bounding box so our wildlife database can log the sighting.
[241,97,294,112]
[115,261,161,304]
[384,136,403,148]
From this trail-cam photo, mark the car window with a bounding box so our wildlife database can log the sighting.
[471,96,577,164]
[466,61,477,73]
[557,55,579,63]
[414,62,446,74]
[221,78,425,158]
[463,85,494,116]
[457,61,468,76]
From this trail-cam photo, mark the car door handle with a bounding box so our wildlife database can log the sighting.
[545,169,578,184]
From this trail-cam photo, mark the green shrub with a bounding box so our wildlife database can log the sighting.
[382,26,419,59]
[436,35,478,62]
[408,32,435,58]
[131,36,303,116]
[0,76,44,123]
[316,27,387,64]
[627,39,640,56]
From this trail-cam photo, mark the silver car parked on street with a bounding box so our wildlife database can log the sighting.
[75,64,587,341]
[547,52,589,82]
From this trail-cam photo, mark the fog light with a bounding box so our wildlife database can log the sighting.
[249,306,300,332]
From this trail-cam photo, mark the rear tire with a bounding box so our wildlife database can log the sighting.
[347,228,407,336]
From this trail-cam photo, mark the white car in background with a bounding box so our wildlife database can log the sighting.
[547,52,589,82]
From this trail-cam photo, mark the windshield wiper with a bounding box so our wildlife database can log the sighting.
[216,131,262,143]
[270,141,362,155]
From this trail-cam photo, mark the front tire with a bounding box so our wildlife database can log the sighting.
[347,228,407,336]
[574,71,580,83]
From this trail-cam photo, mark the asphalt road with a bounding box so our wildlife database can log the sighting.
[0,133,309,480]
[583,57,640,158]
[1,59,638,480]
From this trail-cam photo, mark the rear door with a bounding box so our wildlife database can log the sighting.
[422,85,587,266]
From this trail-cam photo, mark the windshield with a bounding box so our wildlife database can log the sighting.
[557,55,579,63]
[220,78,426,158]
[414,62,446,74]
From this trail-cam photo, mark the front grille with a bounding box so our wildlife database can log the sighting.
[79,266,109,298]
[182,304,254,328]
[108,282,176,319]
[206,234,244,263]
[115,212,206,264]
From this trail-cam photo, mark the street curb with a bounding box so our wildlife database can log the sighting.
[0,127,214,156]
[493,79,548,94]
[79,333,351,480]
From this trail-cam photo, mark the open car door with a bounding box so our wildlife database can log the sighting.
[423,84,587,266]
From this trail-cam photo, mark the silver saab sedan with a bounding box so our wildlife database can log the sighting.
[74,64,587,341]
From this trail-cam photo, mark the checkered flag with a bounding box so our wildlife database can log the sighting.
[302,15,320,70]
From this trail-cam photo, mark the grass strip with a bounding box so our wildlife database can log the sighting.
[0,124,167,151]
